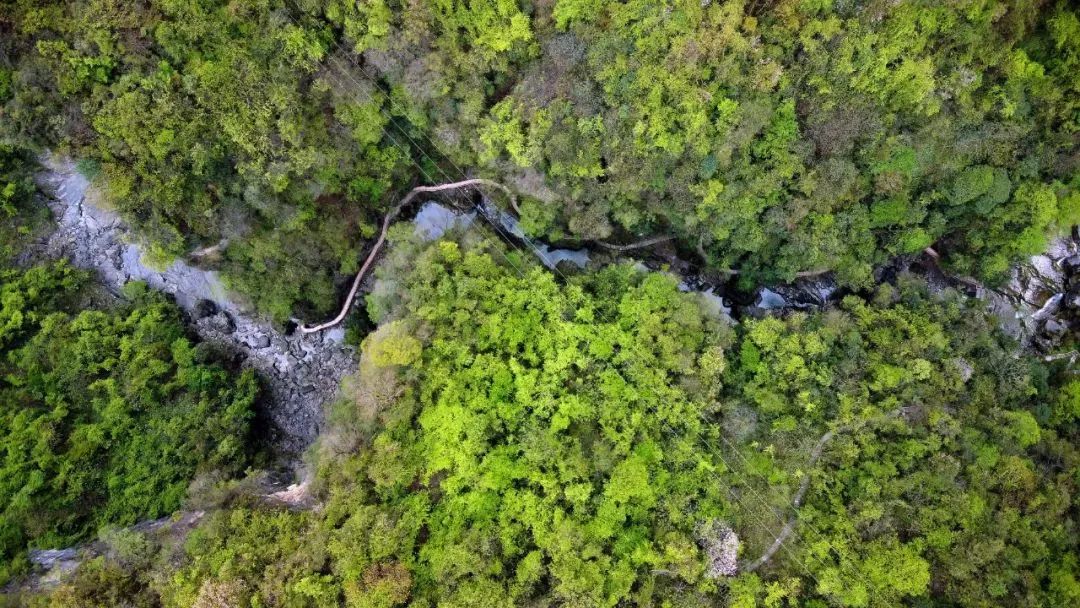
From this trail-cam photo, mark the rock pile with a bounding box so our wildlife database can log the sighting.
[28,156,356,453]
[978,236,1080,350]
[698,519,740,578]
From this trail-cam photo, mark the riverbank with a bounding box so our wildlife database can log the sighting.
[24,156,356,454]
[24,158,1080,456]
[317,189,1080,356]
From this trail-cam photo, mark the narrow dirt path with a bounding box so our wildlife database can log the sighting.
[742,407,904,573]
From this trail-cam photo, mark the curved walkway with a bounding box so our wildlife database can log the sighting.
[300,177,833,334]
[299,179,515,333]
[300,179,686,333]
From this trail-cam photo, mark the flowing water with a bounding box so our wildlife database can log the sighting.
[28,158,1080,458]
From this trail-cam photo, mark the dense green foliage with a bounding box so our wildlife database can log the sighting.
[4,1,1080,605]
[481,0,1080,285]
[2,1,1078,320]
[723,284,1080,606]
[29,236,1079,607]
[1,0,405,321]
[0,262,257,585]
[0,144,47,265]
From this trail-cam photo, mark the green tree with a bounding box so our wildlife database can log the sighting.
[0,262,257,584]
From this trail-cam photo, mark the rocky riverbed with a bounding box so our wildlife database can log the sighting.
[25,156,357,454]
[473,193,1080,352]
[10,159,1080,595]
[895,236,1080,352]
[25,155,1080,456]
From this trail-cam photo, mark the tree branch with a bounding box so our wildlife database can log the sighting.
[594,235,675,251]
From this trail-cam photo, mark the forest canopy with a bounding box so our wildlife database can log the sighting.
[0,261,257,586]
[0,144,48,265]
[1,1,1078,320]
[2,1,1079,607]
[25,234,1079,607]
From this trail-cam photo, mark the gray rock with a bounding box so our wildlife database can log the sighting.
[755,288,788,310]
[1044,318,1068,336]
[324,326,347,345]
[476,200,590,270]
[29,549,78,569]
[1032,293,1064,322]
[414,201,476,241]
[1028,254,1064,293]
[247,335,271,349]
[952,358,975,383]
[698,520,739,578]
[194,299,219,318]
[980,235,1080,350]
[981,289,1025,341]
[197,311,236,335]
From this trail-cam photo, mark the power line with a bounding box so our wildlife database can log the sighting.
[275,2,576,284]
[270,4,874,596]
[668,415,879,594]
